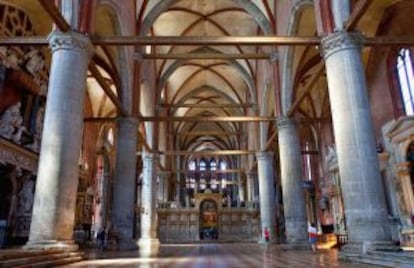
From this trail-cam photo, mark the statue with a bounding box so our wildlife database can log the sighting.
[17,175,35,215]
[0,47,21,69]
[39,80,48,96]
[26,106,44,152]
[24,49,45,76]
[325,145,338,166]
[0,102,25,143]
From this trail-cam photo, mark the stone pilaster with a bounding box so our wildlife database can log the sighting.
[321,31,390,252]
[394,163,414,216]
[256,152,277,243]
[277,117,308,246]
[25,31,93,250]
[111,117,139,250]
[157,173,166,203]
[138,153,160,257]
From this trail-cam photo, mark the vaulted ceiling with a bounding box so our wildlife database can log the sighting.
[2,0,407,167]
[142,0,273,156]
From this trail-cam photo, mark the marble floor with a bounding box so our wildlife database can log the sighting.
[64,243,378,268]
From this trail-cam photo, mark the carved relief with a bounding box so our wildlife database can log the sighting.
[25,106,44,152]
[276,116,295,130]
[0,102,25,143]
[16,174,35,216]
[325,145,338,171]
[0,4,49,96]
[321,31,364,60]
[0,138,38,172]
[48,31,93,57]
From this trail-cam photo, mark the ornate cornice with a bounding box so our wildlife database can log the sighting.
[320,31,364,60]
[0,138,38,172]
[48,31,93,57]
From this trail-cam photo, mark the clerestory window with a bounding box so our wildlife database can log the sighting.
[396,48,414,116]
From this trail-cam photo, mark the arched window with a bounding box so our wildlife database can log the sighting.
[219,160,227,170]
[199,159,207,190]
[188,160,196,171]
[218,160,226,187]
[210,159,217,189]
[393,48,414,116]
[303,141,313,181]
[210,159,216,171]
[186,160,196,189]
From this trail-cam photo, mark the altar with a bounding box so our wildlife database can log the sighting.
[157,193,260,243]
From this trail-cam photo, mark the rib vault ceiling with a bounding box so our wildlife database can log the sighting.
[2,0,405,169]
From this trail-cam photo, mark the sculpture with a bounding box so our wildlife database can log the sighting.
[0,102,25,143]
[26,106,44,152]
[17,176,35,215]
[24,49,45,76]
[326,145,338,166]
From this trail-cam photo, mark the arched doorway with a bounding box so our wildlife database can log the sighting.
[199,199,218,240]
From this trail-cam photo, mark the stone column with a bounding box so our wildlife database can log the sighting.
[111,117,139,250]
[277,117,308,245]
[246,171,256,202]
[25,31,92,250]
[238,176,245,204]
[93,163,109,234]
[321,31,390,251]
[175,154,181,206]
[256,152,277,242]
[138,153,160,257]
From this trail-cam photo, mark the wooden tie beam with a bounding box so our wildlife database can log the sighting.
[2,35,414,47]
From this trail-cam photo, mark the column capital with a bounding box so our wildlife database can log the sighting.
[269,51,278,62]
[48,30,93,57]
[144,152,160,162]
[116,117,139,127]
[134,52,145,63]
[320,31,364,60]
[247,171,257,177]
[276,116,296,130]
[256,151,273,161]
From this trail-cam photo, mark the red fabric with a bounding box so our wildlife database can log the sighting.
[309,232,317,239]
[264,229,270,239]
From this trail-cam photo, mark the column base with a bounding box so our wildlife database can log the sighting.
[138,238,160,257]
[116,238,138,251]
[339,240,396,257]
[258,238,276,244]
[23,239,78,251]
[280,241,310,251]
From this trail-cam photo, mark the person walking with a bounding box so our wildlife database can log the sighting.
[97,227,106,251]
[264,226,270,252]
[308,222,318,253]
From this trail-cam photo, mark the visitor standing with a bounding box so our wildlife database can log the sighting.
[308,223,318,253]
[264,227,270,252]
[97,227,106,251]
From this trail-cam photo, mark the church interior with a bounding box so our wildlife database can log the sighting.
[0,0,414,267]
